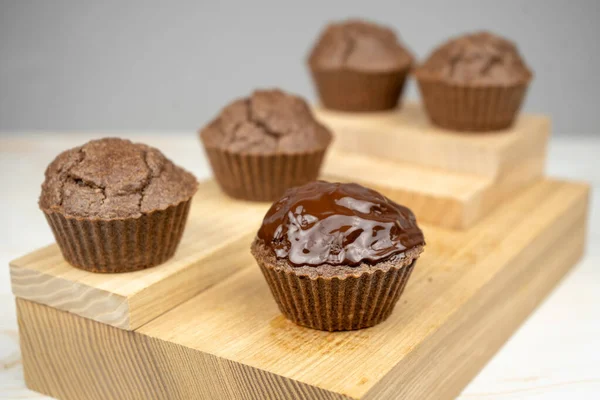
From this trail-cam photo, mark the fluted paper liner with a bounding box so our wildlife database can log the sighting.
[257,258,416,331]
[416,77,530,132]
[310,67,411,112]
[204,148,327,202]
[42,199,192,273]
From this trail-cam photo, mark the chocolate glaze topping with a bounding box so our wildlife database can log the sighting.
[257,181,424,267]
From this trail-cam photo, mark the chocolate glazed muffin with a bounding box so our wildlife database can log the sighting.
[414,31,533,131]
[200,89,332,202]
[251,181,425,331]
[39,138,198,273]
[308,19,414,112]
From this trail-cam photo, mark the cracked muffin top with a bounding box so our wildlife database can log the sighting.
[415,31,532,85]
[39,138,198,219]
[308,19,413,72]
[200,89,332,154]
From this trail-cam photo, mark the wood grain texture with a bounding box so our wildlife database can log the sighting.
[10,180,269,330]
[319,102,548,229]
[324,150,543,229]
[18,300,348,400]
[315,103,550,181]
[17,179,589,400]
[364,197,588,400]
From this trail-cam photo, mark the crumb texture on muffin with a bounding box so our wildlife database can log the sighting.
[200,89,331,154]
[40,138,198,219]
[416,31,532,85]
[308,19,413,72]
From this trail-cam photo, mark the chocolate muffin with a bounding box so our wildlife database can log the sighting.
[39,138,198,273]
[308,19,414,112]
[414,31,533,131]
[200,89,332,202]
[251,181,425,331]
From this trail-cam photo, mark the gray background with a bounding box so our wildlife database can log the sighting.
[1,0,599,135]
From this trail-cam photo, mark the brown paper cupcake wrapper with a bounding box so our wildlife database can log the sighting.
[310,67,410,112]
[416,77,530,131]
[204,148,327,202]
[43,199,192,273]
[257,260,416,331]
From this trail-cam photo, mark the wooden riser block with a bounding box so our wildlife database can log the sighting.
[16,179,589,400]
[10,180,269,330]
[324,150,542,229]
[315,103,550,182]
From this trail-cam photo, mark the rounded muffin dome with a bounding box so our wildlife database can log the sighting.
[40,138,198,219]
[415,31,532,85]
[307,19,414,112]
[200,89,332,154]
[414,31,533,131]
[308,19,413,72]
[199,89,333,202]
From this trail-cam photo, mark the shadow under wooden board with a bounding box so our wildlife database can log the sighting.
[16,179,589,400]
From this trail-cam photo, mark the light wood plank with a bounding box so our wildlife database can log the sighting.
[364,198,587,400]
[324,150,540,229]
[13,179,587,400]
[315,103,550,181]
[10,180,269,330]
[17,299,347,400]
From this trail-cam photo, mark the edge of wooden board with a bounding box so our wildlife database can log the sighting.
[364,188,589,399]
[9,180,269,330]
[10,251,131,327]
[324,150,544,229]
[314,103,550,181]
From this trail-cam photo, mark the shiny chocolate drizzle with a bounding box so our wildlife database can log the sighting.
[257,181,425,267]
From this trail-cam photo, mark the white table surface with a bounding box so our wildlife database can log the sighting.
[0,133,598,399]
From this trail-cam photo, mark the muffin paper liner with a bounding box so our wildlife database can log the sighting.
[310,67,411,112]
[204,147,327,202]
[416,77,530,132]
[42,199,192,273]
[257,259,416,331]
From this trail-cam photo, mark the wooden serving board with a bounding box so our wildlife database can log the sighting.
[317,104,550,229]
[15,178,589,400]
